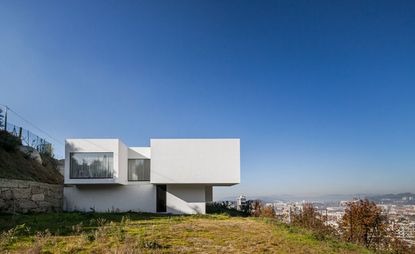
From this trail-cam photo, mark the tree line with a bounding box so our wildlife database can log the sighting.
[256,199,413,253]
[208,199,414,253]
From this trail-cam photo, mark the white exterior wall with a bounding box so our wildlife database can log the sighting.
[150,139,240,185]
[128,147,151,159]
[64,184,208,214]
[64,183,156,212]
[166,185,207,214]
[65,139,128,185]
[64,138,240,214]
[118,141,129,184]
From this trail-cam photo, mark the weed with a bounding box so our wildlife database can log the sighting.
[0,223,30,249]
[0,212,372,253]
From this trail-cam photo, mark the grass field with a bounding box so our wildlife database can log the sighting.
[0,212,372,253]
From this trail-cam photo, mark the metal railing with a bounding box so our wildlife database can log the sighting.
[0,107,53,155]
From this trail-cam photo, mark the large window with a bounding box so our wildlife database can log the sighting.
[70,152,114,179]
[128,159,150,181]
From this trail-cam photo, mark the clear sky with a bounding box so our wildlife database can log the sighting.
[1,1,415,199]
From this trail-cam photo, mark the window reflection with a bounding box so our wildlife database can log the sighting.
[70,152,113,179]
[128,159,150,181]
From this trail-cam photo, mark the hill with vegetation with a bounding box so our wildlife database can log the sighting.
[0,212,372,253]
[0,130,63,184]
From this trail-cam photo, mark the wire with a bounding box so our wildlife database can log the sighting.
[5,105,64,145]
[2,104,134,158]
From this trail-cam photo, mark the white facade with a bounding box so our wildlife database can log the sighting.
[64,183,156,213]
[64,138,240,214]
[64,139,131,185]
[151,139,240,185]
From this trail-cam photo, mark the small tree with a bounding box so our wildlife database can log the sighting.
[291,203,336,240]
[340,199,387,250]
[249,200,275,218]
[251,200,262,217]
[292,203,320,228]
[262,205,275,218]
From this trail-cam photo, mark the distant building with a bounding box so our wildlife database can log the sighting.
[237,195,247,211]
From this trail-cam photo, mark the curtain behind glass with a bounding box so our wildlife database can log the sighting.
[70,152,114,178]
[128,159,150,181]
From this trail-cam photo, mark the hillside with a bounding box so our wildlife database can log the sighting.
[0,130,63,184]
[368,193,415,204]
[0,213,372,253]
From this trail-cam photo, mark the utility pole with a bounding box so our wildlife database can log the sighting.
[4,106,7,131]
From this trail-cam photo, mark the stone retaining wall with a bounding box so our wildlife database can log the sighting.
[0,178,63,213]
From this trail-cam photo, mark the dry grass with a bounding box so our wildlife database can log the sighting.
[0,212,372,253]
[0,136,63,185]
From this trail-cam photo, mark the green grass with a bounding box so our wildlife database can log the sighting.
[0,212,373,253]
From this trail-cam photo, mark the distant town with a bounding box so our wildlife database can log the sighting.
[219,193,415,246]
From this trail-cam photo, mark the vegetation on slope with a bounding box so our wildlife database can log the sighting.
[0,212,372,253]
[287,200,413,253]
[0,130,63,184]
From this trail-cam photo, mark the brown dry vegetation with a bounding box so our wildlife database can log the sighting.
[0,212,372,253]
[0,130,63,184]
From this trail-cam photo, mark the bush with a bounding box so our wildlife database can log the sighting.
[291,203,337,241]
[0,131,21,152]
[262,205,275,218]
[206,202,249,217]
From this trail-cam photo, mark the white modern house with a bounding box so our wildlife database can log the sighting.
[63,138,240,214]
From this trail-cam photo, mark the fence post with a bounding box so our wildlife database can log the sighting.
[4,106,7,131]
[18,127,22,139]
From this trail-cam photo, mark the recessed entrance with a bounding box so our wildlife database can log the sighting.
[156,185,166,212]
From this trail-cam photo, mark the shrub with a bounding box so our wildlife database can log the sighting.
[291,203,337,241]
[251,200,276,218]
[0,131,21,152]
[0,224,30,250]
[206,202,249,217]
[340,199,386,249]
[262,205,275,218]
[251,200,262,217]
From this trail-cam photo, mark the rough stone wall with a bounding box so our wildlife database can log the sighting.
[0,178,63,213]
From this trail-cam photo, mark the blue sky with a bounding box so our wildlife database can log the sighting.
[1,1,415,199]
